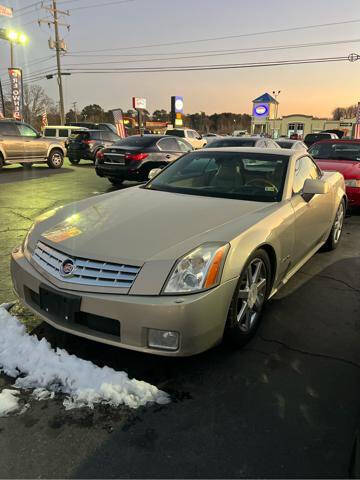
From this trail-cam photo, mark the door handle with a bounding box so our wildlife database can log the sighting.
[166,154,171,159]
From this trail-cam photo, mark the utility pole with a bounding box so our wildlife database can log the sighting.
[39,2,70,125]
[72,101,77,122]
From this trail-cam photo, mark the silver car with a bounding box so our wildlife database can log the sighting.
[11,148,346,356]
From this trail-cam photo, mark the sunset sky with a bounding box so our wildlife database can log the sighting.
[1,0,360,118]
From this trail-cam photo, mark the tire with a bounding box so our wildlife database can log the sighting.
[47,149,64,169]
[68,156,80,165]
[224,249,271,347]
[109,177,123,186]
[324,199,345,251]
[0,156,4,169]
[21,162,33,169]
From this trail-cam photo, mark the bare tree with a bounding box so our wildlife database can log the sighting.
[23,84,54,127]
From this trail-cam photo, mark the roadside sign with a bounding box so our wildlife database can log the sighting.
[132,97,146,109]
[0,5,12,17]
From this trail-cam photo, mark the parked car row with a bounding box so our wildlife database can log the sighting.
[0,121,359,209]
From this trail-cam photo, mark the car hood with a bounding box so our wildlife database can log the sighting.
[33,187,275,265]
[315,159,360,178]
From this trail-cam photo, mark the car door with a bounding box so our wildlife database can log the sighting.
[18,123,48,158]
[0,122,24,159]
[157,137,182,162]
[290,155,332,266]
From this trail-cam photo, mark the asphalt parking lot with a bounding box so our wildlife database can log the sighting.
[1,161,360,478]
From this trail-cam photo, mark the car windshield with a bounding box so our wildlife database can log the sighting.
[309,142,360,161]
[305,134,330,144]
[114,136,156,147]
[276,141,292,149]
[70,131,90,141]
[206,138,256,148]
[145,151,288,202]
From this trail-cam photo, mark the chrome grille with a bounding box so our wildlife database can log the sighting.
[32,241,141,289]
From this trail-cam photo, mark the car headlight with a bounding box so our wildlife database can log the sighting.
[345,179,360,188]
[162,243,229,294]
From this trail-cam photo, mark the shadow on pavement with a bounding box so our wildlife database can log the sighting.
[29,257,360,478]
[0,166,73,184]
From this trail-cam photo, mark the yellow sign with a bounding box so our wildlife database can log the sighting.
[175,118,183,126]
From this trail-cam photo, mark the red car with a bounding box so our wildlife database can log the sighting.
[309,139,360,206]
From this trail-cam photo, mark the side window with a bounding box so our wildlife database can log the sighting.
[158,137,179,151]
[18,124,37,137]
[187,131,195,139]
[293,157,321,194]
[58,129,69,138]
[257,140,266,148]
[176,139,191,152]
[102,131,112,141]
[0,123,18,136]
[44,128,56,137]
[92,132,102,141]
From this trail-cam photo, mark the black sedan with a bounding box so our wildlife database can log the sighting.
[95,135,193,186]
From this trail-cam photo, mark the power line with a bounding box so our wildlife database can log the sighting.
[61,37,360,67]
[69,18,360,54]
[66,37,360,59]
[58,54,355,75]
[67,0,134,11]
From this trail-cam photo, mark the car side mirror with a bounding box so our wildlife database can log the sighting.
[148,168,162,180]
[303,178,329,195]
[36,132,42,138]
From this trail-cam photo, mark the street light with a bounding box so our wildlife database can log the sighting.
[4,29,29,68]
[272,90,281,138]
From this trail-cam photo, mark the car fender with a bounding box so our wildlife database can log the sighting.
[46,143,66,157]
[221,201,295,293]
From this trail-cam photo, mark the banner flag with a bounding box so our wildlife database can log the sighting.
[8,68,23,120]
[41,109,48,128]
[355,102,360,139]
[112,108,126,138]
[0,79,5,118]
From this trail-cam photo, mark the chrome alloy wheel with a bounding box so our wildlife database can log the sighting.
[236,258,267,333]
[52,153,63,167]
[333,202,344,244]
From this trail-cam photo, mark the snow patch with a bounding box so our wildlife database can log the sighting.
[0,306,170,413]
[0,389,21,417]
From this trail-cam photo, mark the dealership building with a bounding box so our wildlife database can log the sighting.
[251,93,356,138]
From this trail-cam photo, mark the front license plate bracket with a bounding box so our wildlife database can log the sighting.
[39,285,81,323]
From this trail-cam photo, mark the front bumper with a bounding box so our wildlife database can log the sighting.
[346,186,360,206]
[11,248,237,356]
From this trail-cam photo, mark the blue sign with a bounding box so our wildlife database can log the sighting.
[174,96,184,113]
[253,103,269,118]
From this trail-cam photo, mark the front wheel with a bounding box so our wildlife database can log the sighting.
[324,199,345,251]
[68,156,80,165]
[109,177,123,186]
[47,150,64,169]
[224,249,271,347]
[0,156,5,169]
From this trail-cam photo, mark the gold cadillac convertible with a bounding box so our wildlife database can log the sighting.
[11,148,346,356]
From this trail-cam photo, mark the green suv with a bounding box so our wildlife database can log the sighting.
[0,120,66,170]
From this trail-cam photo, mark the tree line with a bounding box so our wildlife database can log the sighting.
[3,83,251,134]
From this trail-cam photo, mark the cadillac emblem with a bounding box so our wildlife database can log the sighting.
[60,258,76,277]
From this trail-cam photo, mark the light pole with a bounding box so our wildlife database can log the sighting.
[272,90,281,138]
[5,30,28,68]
